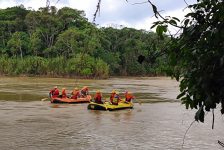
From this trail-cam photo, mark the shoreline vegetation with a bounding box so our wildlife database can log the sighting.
[0,6,170,79]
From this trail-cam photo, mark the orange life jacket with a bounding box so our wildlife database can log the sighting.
[94,93,103,104]
[81,87,89,96]
[62,89,67,98]
[50,88,59,98]
[71,90,80,99]
[110,93,120,105]
[125,93,134,102]
[110,93,116,101]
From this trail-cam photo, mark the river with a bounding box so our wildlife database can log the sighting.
[0,77,223,150]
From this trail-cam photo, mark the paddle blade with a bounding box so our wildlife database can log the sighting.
[41,98,48,101]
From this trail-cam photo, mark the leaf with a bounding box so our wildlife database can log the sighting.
[195,105,204,122]
[172,17,180,22]
[163,25,167,32]
[221,108,224,114]
[151,21,162,29]
[156,26,162,36]
[177,91,186,99]
[185,13,195,18]
[169,19,177,26]
[184,19,190,26]
[150,23,157,29]
[156,25,167,39]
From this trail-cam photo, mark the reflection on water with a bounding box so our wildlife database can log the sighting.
[0,77,223,150]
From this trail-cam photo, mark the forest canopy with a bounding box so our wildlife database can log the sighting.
[0,5,169,78]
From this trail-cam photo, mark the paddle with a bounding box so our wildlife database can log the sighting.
[41,97,49,101]
[41,92,53,101]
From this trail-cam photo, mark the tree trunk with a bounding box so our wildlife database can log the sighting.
[20,46,23,59]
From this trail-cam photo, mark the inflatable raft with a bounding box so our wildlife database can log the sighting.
[51,95,92,103]
[87,101,133,111]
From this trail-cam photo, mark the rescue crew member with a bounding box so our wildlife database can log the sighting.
[81,86,89,97]
[61,88,67,98]
[125,91,135,103]
[49,86,59,98]
[110,90,121,105]
[94,90,103,104]
[71,87,80,99]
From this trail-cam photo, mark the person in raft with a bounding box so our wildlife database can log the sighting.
[94,90,103,104]
[71,87,80,99]
[80,86,89,97]
[61,88,67,98]
[124,91,135,103]
[49,86,59,98]
[110,90,121,105]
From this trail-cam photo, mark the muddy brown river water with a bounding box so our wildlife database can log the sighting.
[0,77,223,150]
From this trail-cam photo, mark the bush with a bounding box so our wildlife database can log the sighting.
[94,58,109,78]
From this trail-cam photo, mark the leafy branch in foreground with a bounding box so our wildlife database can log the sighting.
[148,0,224,124]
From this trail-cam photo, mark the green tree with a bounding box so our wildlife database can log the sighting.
[93,58,109,78]
[7,31,29,58]
[0,6,29,55]
[25,6,63,49]
[29,31,43,56]
[0,5,171,78]
[54,28,85,58]
[67,53,95,77]
[57,7,89,30]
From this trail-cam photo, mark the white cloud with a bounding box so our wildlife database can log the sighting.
[97,7,190,35]
[67,0,98,21]
[22,0,46,9]
[0,0,17,8]
[120,7,191,34]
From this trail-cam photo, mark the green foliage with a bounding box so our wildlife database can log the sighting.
[7,31,30,58]
[151,0,224,121]
[57,7,89,29]
[55,28,84,58]
[29,31,43,56]
[0,6,170,78]
[100,51,121,75]
[93,58,109,79]
[0,56,10,74]
[68,53,94,76]
[0,56,47,75]
[47,57,66,76]
[127,61,146,76]
[22,57,48,75]
[66,54,109,78]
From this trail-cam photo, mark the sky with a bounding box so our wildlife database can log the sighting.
[0,0,196,32]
